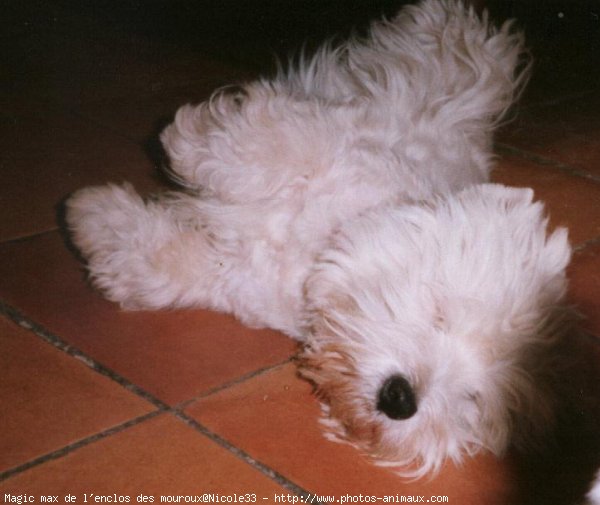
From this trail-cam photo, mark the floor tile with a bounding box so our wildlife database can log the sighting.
[499,93,600,178]
[569,242,600,337]
[0,232,297,405]
[0,102,163,242]
[74,82,229,145]
[492,155,600,246]
[186,364,518,504]
[0,315,153,473]
[0,413,286,496]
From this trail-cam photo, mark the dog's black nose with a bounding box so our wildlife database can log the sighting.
[377,375,417,420]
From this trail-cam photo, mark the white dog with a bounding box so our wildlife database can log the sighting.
[66,0,573,477]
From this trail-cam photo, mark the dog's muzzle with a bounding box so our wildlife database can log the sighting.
[377,375,417,420]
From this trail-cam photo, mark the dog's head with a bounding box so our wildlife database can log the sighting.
[299,183,572,477]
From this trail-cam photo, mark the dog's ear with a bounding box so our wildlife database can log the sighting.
[440,184,572,343]
[461,182,535,210]
[476,184,572,282]
[542,226,571,280]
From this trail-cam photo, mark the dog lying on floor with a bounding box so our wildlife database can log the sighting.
[66,0,573,477]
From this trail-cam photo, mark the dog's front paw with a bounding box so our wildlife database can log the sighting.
[65,183,153,307]
[67,183,144,250]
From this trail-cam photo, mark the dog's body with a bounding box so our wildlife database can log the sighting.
[67,0,572,476]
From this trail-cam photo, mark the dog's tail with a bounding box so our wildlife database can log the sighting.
[361,0,531,127]
[287,0,529,131]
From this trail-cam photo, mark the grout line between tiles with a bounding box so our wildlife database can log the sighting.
[172,411,322,504]
[0,301,316,499]
[174,358,294,411]
[0,410,163,482]
[494,142,600,185]
[0,300,170,412]
[573,235,600,254]
[0,228,60,247]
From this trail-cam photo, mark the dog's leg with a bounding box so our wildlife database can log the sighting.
[65,183,234,311]
[356,0,530,125]
[277,0,529,118]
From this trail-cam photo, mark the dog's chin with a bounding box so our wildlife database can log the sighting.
[299,338,552,478]
[314,409,480,479]
[301,368,508,479]
[297,340,483,478]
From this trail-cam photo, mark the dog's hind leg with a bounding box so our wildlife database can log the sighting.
[359,0,530,126]
[65,183,235,312]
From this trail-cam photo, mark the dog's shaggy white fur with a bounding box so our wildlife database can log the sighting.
[587,472,600,505]
[66,0,573,476]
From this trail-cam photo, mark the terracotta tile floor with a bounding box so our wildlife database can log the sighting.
[2,2,599,505]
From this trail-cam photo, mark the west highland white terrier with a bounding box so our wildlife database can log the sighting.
[66,0,573,476]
